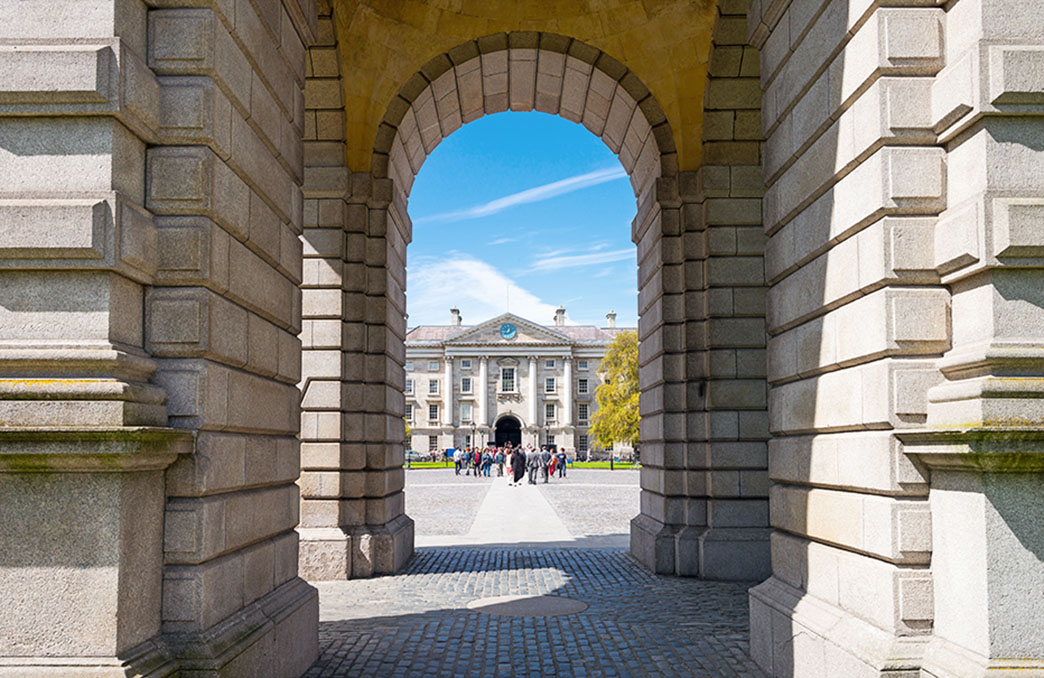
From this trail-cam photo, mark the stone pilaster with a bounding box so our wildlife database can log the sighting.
[528,355,538,430]
[443,355,453,427]
[478,355,489,428]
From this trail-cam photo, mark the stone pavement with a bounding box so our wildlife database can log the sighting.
[304,469,765,677]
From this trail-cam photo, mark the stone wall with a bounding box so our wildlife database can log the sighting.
[748,0,1044,676]
[0,0,319,674]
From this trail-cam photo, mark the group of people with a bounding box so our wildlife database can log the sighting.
[449,444,568,485]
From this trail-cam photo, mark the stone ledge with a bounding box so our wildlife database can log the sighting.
[899,428,1044,472]
[0,637,175,678]
[0,427,192,471]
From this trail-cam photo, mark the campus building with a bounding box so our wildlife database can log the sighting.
[405,308,632,456]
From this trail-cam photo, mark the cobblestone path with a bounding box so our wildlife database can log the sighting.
[305,548,765,677]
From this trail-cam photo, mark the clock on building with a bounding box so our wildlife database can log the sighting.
[499,323,517,340]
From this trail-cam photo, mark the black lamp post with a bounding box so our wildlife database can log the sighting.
[470,421,476,450]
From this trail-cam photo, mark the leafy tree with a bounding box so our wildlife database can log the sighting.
[590,330,639,449]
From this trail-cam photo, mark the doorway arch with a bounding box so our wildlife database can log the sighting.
[493,415,523,448]
[298,10,770,583]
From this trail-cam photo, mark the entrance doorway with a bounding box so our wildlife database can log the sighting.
[494,416,522,448]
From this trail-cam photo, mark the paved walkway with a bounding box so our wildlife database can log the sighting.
[304,469,765,677]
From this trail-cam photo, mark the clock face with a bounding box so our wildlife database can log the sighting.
[499,323,517,340]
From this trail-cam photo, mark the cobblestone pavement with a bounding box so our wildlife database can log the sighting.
[305,548,765,677]
[536,470,641,539]
[405,469,493,536]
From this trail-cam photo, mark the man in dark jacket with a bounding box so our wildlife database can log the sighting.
[539,447,552,483]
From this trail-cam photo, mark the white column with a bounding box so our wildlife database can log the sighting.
[443,357,453,427]
[562,357,572,427]
[478,356,488,427]
[528,356,538,430]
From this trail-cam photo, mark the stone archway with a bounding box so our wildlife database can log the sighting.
[494,415,523,448]
[298,0,771,583]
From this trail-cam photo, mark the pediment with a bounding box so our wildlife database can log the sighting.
[445,313,571,345]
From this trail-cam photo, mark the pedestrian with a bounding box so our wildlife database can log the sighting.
[556,449,567,477]
[463,446,472,476]
[481,449,492,477]
[526,446,540,485]
[539,446,552,483]
[453,448,462,475]
[510,446,526,486]
[548,453,556,478]
[473,448,482,479]
[495,448,505,476]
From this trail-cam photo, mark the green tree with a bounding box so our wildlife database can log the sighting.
[590,330,639,449]
[404,416,411,443]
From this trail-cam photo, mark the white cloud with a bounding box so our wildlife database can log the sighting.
[531,248,634,271]
[407,254,562,326]
[413,166,627,224]
[487,236,520,246]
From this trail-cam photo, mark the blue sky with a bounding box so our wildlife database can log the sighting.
[406,112,638,329]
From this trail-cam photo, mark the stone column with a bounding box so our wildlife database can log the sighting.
[528,355,538,429]
[443,357,453,427]
[901,1,1044,674]
[562,357,573,427]
[478,356,488,427]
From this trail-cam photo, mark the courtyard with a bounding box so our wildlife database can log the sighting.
[305,470,765,677]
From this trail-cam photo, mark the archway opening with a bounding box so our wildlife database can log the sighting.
[493,416,522,448]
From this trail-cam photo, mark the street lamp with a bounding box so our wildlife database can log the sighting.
[470,421,476,450]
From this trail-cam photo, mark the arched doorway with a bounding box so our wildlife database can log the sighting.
[494,416,522,448]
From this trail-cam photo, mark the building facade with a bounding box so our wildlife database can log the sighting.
[406,308,631,457]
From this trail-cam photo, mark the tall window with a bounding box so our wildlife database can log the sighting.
[501,367,515,392]
[547,434,555,446]
[461,377,472,393]
[577,378,588,394]
[461,402,473,421]
[545,377,555,393]
[545,402,555,420]
[578,403,588,423]
[428,379,439,394]
[428,435,438,452]
[578,435,588,452]
[461,359,472,369]
[464,434,472,447]
[405,379,413,394]
[405,403,413,421]
[428,404,438,421]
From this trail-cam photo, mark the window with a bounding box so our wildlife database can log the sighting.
[461,377,472,393]
[547,434,555,446]
[461,402,473,422]
[429,379,439,394]
[428,360,438,371]
[405,361,414,370]
[545,377,555,393]
[545,359,555,369]
[578,403,589,423]
[461,359,472,369]
[405,404,413,421]
[578,435,588,452]
[577,359,588,370]
[405,379,413,394]
[428,435,438,452]
[428,404,438,421]
[545,402,555,420]
[577,378,589,394]
[464,434,472,447]
[501,367,515,392]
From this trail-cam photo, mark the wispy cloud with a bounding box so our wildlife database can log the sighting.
[413,166,627,224]
[531,248,635,272]
[487,236,520,246]
[407,253,563,326]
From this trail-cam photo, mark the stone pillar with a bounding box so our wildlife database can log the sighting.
[443,356,453,427]
[478,356,488,427]
[528,355,538,429]
[562,357,573,427]
[748,1,951,676]
[631,0,771,582]
[297,1,413,580]
[901,1,1044,674]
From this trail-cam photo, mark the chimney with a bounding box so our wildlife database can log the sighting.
[554,306,566,327]
[606,310,616,328]
[450,307,461,326]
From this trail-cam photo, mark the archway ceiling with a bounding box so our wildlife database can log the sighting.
[330,0,720,173]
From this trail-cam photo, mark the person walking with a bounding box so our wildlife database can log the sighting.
[510,446,526,486]
[539,446,552,483]
[481,449,492,477]
[556,450,567,478]
[495,448,505,476]
[473,448,482,479]
[526,446,539,485]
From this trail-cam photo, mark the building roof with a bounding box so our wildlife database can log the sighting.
[405,312,633,346]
